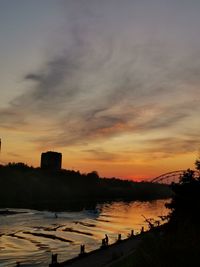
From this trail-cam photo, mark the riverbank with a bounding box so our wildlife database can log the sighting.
[0,200,169,267]
[0,163,172,211]
[49,226,166,267]
[109,169,200,267]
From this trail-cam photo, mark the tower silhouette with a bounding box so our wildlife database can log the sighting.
[40,151,62,171]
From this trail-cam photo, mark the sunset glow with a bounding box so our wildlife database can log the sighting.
[1,1,200,180]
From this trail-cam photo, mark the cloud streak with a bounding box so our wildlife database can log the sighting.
[0,0,200,159]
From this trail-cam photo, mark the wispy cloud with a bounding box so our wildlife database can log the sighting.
[0,0,200,158]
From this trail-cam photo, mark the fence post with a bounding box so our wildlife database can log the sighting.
[79,244,85,256]
[117,233,121,242]
[49,253,59,267]
[131,229,134,237]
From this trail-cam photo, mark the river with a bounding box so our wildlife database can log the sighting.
[0,199,170,267]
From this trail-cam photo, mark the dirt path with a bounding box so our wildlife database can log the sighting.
[51,234,145,267]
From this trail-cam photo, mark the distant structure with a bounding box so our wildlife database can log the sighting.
[40,151,62,171]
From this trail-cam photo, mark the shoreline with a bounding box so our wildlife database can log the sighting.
[0,195,171,212]
[49,225,165,267]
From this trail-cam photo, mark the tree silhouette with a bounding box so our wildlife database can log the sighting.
[195,157,200,173]
[167,158,200,227]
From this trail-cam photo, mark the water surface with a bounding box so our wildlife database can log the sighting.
[0,199,170,266]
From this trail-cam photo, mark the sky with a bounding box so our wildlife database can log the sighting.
[0,0,200,180]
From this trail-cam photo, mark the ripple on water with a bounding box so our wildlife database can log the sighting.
[0,199,170,266]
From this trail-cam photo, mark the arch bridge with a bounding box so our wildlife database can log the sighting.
[149,170,199,184]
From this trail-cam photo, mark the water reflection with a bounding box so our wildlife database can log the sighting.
[0,199,170,266]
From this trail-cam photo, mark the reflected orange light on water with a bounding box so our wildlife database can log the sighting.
[0,199,170,266]
[97,199,170,236]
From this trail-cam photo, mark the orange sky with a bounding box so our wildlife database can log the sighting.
[0,129,196,180]
[0,1,200,180]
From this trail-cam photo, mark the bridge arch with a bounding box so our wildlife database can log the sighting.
[149,170,199,184]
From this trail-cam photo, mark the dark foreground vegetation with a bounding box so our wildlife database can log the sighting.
[0,163,171,211]
[111,159,200,267]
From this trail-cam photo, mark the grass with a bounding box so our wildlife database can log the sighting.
[110,223,200,267]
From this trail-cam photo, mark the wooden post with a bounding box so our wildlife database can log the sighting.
[79,244,85,255]
[117,234,121,242]
[52,253,58,264]
[105,234,109,246]
[49,253,58,267]
[131,229,134,236]
[101,237,109,249]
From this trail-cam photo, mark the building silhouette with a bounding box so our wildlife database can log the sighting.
[40,151,62,171]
